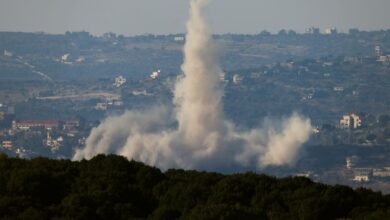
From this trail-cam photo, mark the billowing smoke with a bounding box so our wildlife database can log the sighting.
[73,0,312,171]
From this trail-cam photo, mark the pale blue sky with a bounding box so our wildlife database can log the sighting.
[0,0,389,36]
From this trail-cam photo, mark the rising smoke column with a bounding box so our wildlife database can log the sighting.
[73,0,312,171]
[174,0,225,157]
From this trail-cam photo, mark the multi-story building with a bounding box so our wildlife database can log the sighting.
[324,27,337,35]
[375,46,382,56]
[1,141,13,150]
[377,55,390,62]
[340,113,362,129]
[305,27,320,35]
[353,168,372,182]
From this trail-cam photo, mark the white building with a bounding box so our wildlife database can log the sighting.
[375,46,382,56]
[305,27,320,34]
[232,74,243,85]
[351,114,362,128]
[76,56,85,63]
[45,131,63,152]
[174,36,185,42]
[353,168,371,182]
[354,175,369,182]
[150,70,161,79]
[61,53,70,61]
[346,156,359,169]
[340,115,351,129]
[324,27,337,35]
[3,50,13,57]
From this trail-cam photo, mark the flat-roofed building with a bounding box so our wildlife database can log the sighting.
[2,141,13,150]
[12,120,59,130]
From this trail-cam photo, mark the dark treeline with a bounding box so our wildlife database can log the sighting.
[0,154,389,220]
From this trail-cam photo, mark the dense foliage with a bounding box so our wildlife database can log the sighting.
[0,154,389,220]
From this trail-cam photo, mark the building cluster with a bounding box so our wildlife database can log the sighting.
[0,116,85,157]
[94,97,123,111]
[218,73,243,85]
[12,120,59,130]
[345,156,390,182]
[375,46,390,63]
[305,27,337,35]
[352,168,390,182]
[340,113,362,129]
[45,131,66,152]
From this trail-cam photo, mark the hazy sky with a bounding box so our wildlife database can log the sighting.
[0,0,389,36]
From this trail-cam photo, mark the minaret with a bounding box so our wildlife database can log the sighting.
[46,131,52,145]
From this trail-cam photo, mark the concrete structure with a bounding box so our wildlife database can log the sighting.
[174,36,185,42]
[13,120,59,130]
[333,86,344,92]
[353,168,372,182]
[61,53,70,61]
[377,55,390,62]
[340,115,351,129]
[305,27,320,34]
[340,113,362,129]
[354,175,369,182]
[232,74,243,85]
[113,100,124,106]
[114,75,127,87]
[375,46,382,56]
[350,113,362,128]
[150,70,161,79]
[63,120,80,131]
[346,156,359,169]
[45,131,63,152]
[95,103,108,111]
[373,167,390,177]
[1,141,13,150]
[219,73,226,82]
[324,27,337,35]
[3,50,13,57]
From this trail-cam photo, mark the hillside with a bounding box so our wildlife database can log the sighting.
[1,30,389,81]
[0,154,389,219]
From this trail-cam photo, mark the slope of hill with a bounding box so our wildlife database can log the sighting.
[1,30,389,82]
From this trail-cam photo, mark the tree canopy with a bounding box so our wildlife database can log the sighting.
[0,154,389,219]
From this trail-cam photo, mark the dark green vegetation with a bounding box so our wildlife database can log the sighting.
[0,154,389,220]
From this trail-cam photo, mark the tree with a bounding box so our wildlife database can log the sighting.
[378,115,390,127]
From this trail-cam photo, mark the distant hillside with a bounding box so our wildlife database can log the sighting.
[1,30,389,81]
[0,154,389,219]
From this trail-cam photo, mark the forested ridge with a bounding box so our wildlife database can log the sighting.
[0,154,389,220]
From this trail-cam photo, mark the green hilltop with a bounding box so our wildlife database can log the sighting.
[0,154,389,219]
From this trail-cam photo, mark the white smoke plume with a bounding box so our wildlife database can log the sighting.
[73,0,312,171]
